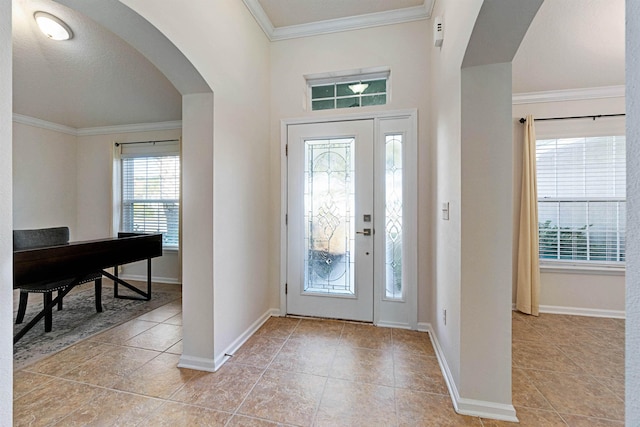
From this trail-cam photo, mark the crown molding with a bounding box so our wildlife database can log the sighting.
[12,114,182,136]
[243,0,434,41]
[76,120,182,136]
[512,85,625,105]
[12,114,77,136]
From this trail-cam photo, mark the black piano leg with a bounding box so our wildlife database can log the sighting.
[95,278,103,313]
[16,292,28,324]
[114,265,119,298]
[146,258,152,301]
[44,292,53,332]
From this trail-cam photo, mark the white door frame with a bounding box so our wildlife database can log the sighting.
[280,109,418,329]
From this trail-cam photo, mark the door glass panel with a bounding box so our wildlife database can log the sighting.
[304,138,355,295]
[385,134,403,299]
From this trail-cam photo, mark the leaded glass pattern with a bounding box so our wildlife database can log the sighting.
[385,134,403,299]
[304,139,355,295]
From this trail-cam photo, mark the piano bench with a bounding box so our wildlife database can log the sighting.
[15,273,103,333]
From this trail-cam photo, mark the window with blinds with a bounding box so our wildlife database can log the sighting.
[536,136,625,264]
[120,140,180,248]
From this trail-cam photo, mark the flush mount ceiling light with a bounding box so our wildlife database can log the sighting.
[348,83,369,94]
[34,11,73,41]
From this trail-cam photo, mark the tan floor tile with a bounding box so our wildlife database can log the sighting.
[253,316,300,339]
[513,368,553,410]
[166,339,183,355]
[586,328,625,351]
[170,363,263,412]
[391,329,436,355]
[90,319,158,344]
[136,304,181,322]
[124,323,183,351]
[56,388,164,426]
[24,340,115,377]
[13,379,103,427]
[314,378,395,426]
[270,339,338,376]
[340,323,392,350]
[534,323,601,346]
[396,388,482,426]
[394,352,448,394]
[525,313,579,329]
[512,319,547,343]
[238,369,326,426]
[228,335,286,368]
[567,316,624,331]
[593,375,625,401]
[290,318,344,345]
[112,352,202,398]
[329,346,394,386]
[227,415,295,426]
[139,401,231,426]
[512,340,584,374]
[560,414,625,426]
[13,371,54,400]
[61,346,160,388]
[526,370,624,421]
[164,312,183,325]
[556,343,624,379]
[482,407,567,426]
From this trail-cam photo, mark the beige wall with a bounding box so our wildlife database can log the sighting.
[512,97,626,315]
[269,20,433,318]
[122,0,272,366]
[77,128,182,283]
[13,122,78,235]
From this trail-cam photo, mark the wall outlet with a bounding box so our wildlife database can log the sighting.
[443,309,447,325]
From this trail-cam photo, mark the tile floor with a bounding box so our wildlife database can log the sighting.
[13,299,625,426]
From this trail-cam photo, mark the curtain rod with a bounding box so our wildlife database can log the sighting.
[114,139,178,147]
[518,113,625,124]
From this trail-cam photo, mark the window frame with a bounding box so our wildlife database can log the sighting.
[534,130,626,273]
[114,140,181,251]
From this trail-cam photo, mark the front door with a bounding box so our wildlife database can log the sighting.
[287,120,374,321]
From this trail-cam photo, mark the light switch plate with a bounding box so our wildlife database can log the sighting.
[442,202,450,220]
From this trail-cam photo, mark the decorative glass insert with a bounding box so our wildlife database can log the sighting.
[537,136,626,263]
[311,78,387,111]
[304,138,355,295]
[122,155,180,247]
[385,134,403,299]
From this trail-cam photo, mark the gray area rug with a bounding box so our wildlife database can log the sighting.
[13,281,181,369]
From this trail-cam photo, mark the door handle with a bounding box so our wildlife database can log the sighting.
[356,228,372,236]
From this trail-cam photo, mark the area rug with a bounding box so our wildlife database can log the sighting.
[13,281,181,369]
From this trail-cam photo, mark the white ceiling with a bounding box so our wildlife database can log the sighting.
[11,0,625,130]
[12,0,182,129]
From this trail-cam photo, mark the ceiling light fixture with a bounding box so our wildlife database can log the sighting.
[348,83,369,94]
[34,11,73,41]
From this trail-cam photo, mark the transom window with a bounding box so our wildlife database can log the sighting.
[311,78,387,111]
[536,135,625,265]
[305,67,390,112]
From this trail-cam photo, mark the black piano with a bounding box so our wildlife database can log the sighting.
[13,232,163,343]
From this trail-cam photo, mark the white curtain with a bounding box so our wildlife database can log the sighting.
[516,115,540,316]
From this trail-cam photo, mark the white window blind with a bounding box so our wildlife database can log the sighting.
[536,136,625,264]
[120,140,180,248]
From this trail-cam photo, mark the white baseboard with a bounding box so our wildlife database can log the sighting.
[512,302,626,319]
[118,274,181,285]
[424,323,519,423]
[177,354,217,372]
[213,308,281,370]
[539,304,625,319]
